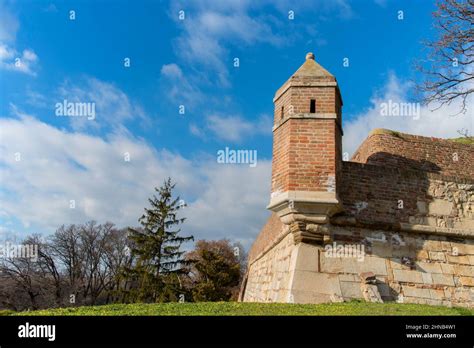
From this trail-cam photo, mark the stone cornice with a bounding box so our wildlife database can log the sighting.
[268,190,343,225]
[330,215,474,239]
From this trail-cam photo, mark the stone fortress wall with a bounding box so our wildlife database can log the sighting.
[241,53,474,308]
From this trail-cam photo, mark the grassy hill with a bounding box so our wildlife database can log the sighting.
[2,301,474,316]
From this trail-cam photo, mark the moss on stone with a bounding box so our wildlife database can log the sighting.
[369,128,403,139]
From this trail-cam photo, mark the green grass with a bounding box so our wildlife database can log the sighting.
[449,137,474,145]
[7,301,474,316]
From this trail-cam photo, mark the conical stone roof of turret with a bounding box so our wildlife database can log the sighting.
[292,52,335,78]
[274,52,340,102]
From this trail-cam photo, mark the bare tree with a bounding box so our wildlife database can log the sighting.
[102,228,133,303]
[417,0,474,114]
[0,239,43,310]
[36,238,63,306]
[79,221,127,305]
[49,224,84,303]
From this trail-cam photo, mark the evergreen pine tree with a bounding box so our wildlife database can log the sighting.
[125,178,193,302]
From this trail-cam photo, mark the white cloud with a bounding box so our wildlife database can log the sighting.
[0,43,14,60]
[343,73,474,156]
[168,0,354,88]
[196,113,272,143]
[0,114,271,249]
[26,89,48,108]
[161,0,353,125]
[22,49,37,61]
[56,77,149,131]
[161,63,183,79]
[0,44,38,75]
[160,63,203,107]
[189,123,206,139]
[0,2,19,42]
[172,5,284,87]
[186,160,271,246]
[0,4,39,75]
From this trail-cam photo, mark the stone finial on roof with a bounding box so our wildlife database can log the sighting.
[287,51,334,79]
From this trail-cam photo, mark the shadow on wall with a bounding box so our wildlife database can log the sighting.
[340,152,442,226]
[335,152,472,302]
[365,151,442,174]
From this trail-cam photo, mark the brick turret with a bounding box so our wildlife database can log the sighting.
[242,52,474,306]
[268,52,343,233]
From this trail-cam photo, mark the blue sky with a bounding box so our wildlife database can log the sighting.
[0,0,472,249]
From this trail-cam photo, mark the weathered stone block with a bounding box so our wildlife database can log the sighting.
[416,261,442,274]
[393,269,423,283]
[441,263,455,274]
[294,243,320,272]
[450,243,474,255]
[430,289,445,301]
[339,274,358,282]
[339,257,360,274]
[429,199,453,215]
[429,251,446,262]
[362,283,383,303]
[403,286,431,299]
[444,289,453,299]
[446,254,471,265]
[441,241,452,252]
[320,255,344,273]
[390,258,404,270]
[459,277,474,287]
[422,273,433,284]
[340,281,362,298]
[372,242,392,258]
[423,240,442,251]
[416,250,429,260]
[432,273,455,286]
[359,256,388,276]
[453,288,473,301]
[454,264,474,277]
[291,271,342,296]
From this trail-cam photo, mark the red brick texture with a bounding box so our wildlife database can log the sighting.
[351,130,474,178]
[271,84,343,194]
[271,118,341,193]
[340,162,432,225]
[339,131,474,226]
[274,86,341,120]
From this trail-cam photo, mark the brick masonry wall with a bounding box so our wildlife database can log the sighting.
[274,86,339,117]
[245,146,473,306]
[351,130,474,178]
[271,83,342,195]
[340,162,474,229]
[272,118,340,193]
